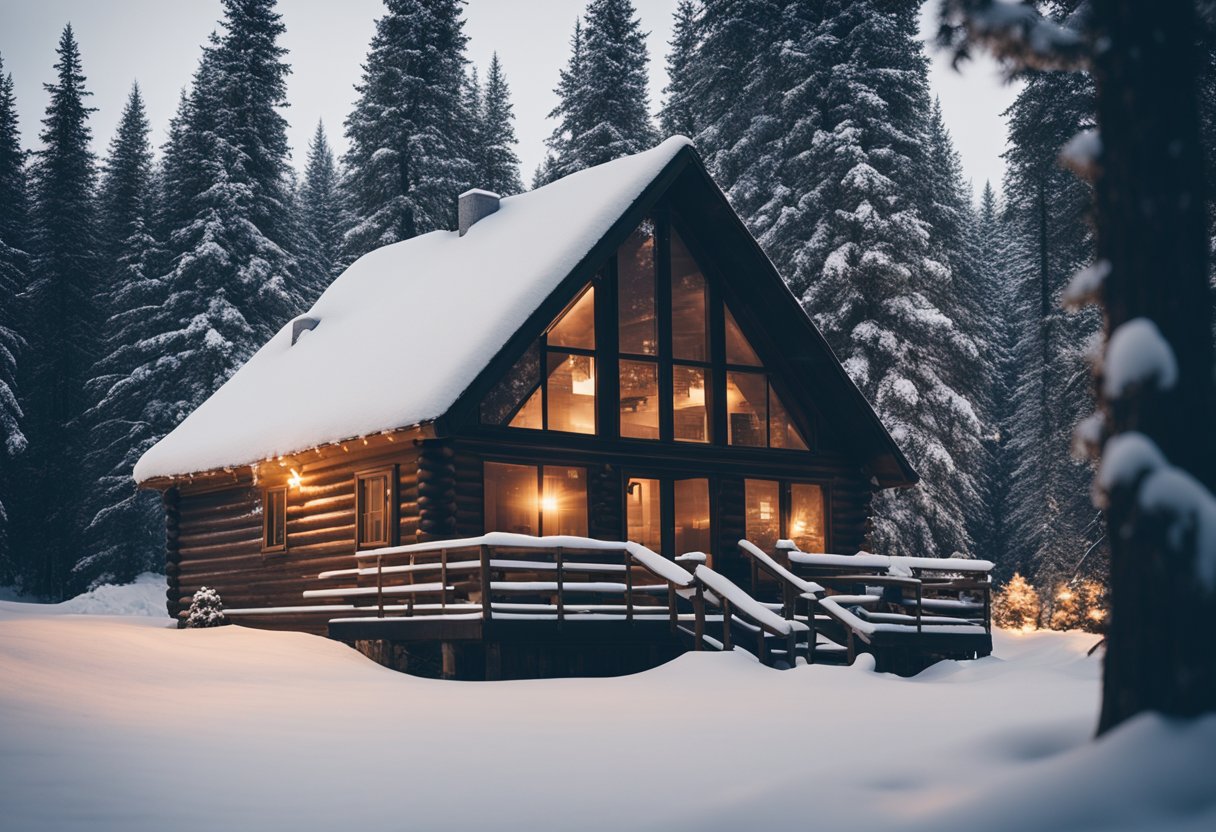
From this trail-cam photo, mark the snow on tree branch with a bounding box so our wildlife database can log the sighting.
[1102,318,1179,399]
[936,0,1091,74]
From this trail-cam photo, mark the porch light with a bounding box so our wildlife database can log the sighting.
[288,468,302,489]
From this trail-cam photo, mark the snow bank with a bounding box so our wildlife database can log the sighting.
[5,609,1207,832]
[134,137,693,482]
[0,572,168,618]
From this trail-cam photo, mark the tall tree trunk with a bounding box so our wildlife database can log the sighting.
[1090,0,1216,733]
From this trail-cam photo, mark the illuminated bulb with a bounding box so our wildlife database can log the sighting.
[541,495,558,513]
[1057,589,1073,601]
[792,520,807,534]
[288,468,302,489]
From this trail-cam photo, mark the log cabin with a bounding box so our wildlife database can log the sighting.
[134,136,963,678]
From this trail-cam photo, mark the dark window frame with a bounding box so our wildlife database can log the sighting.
[354,465,397,551]
[261,485,288,555]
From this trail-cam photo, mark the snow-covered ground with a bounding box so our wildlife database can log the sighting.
[1,582,1213,832]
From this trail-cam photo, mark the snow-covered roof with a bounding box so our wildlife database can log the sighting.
[134,137,693,483]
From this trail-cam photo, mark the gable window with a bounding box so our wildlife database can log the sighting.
[479,286,596,434]
[745,479,826,556]
[355,467,395,549]
[485,462,588,537]
[262,486,287,553]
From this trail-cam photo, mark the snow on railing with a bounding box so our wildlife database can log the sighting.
[775,540,995,574]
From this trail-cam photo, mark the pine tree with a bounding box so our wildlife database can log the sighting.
[0,54,29,584]
[976,180,1018,575]
[790,1,982,559]
[17,25,100,598]
[339,0,472,264]
[659,0,700,139]
[76,81,164,590]
[543,0,656,182]
[992,572,1041,631]
[1002,67,1105,591]
[477,53,523,196]
[539,20,585,186]
[298,119,340,302]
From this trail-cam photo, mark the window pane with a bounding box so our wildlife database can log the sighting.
[744,479,780,555]
[625,477,662,553]
[618,222,657,355]
[548,285,595,350]
[789,483,826,553]
[542,466,588,537]
[726,371,767,447]
[674,479,711,560]
[509,387,543,429]
[725,307,761,366]
[769,386,809,450]
[619,359,659,439]
[481,342,540,425]
[546,352,596,434]
[265,488,286,549]
[484,462,538,536]
[671,230,708,361]
[672,365,710,443]
[359,475,388,546]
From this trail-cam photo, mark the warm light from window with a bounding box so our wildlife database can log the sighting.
[687,377,705,406]
[540,494,558,513]
[287,468,302,489]
[792,519,807,534]
[571,356,596,396]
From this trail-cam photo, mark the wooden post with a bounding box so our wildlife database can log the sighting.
[440,548,448,611]
[693,584,705,650]
[667,584,677,635]
[786,631,797,668]
[721,598,734,651]
[983,576,992,633]
[376,554,384,618]
[407,551,415,617]
[625,550,635,624]
[556,546,565,627]
[916,581,923,635]
[806,596,817,665]
[479,544,492,624]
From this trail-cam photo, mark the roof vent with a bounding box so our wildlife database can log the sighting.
[458,189,501,236]
[291,316,319,345]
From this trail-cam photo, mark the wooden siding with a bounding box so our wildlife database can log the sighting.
[167,442,421,632]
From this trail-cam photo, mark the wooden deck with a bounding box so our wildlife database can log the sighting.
[223,533,993,678]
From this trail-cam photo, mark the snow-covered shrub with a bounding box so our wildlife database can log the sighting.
[186,587,227,628]
[992,573,1042,631]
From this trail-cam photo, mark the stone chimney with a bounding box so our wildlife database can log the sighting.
[458,189,501,236]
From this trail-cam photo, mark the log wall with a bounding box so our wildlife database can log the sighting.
[167,441,422,632]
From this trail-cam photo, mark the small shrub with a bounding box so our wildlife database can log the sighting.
[992,572,1042,631]
[186,586,228,628]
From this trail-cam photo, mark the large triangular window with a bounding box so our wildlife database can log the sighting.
[479,285,597,434]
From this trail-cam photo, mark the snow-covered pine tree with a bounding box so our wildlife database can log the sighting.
[684,0,800,238]
[543,0,656,182]
[0,54,29,585]
[975,180,1019,576]
[791,0,982,559]
[919,98,992,557]
[1002,66,1105,591]
[659,0,700,139]
[992,572,1041,631]
[186,586,227,627]
[297,120,340,303]
[76,81,165,591]
[477,53,523,196]
[18,25,101,598]
[338,0,473,264]
[538,20,585,187]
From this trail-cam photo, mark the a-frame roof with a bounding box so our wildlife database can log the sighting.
[134,137,916,488]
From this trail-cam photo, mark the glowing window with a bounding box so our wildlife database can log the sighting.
[355,468,394,549]
[674,478,711,560]
[789,483,826,553]
[262,486,287,553]
[484,462,538,536]
[618,223,657,356]
[672,365,710,443]
[619,359,660,439]
[744,479,780,556]
[671,230,708,362]
[548,285,595,350]
[726,371,767,447]
[769,386,809,450]
[625,477,662,553]
[546,352,596,434]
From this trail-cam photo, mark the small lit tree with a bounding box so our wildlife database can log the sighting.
[993,572,1041,631]
[186,586,227,628]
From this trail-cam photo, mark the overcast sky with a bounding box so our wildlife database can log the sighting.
[0,0,1019,196]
